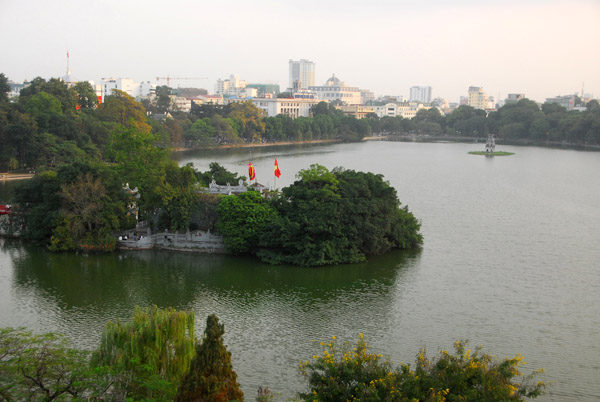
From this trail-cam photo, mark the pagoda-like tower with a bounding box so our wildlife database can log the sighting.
[485,133,496,153]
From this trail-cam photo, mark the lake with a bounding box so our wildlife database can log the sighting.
[1,141,599,401]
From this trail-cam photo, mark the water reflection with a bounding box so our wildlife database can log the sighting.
[4,238,420,396]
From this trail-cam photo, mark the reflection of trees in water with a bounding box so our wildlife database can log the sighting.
[4,241,422,395]
[8,243,421,319]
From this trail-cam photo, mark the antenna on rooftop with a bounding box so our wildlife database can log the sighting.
[66,51,71,77]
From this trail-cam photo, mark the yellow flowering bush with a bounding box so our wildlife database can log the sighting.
[299,337,545,402]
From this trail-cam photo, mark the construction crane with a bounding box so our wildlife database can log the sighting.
[156,76,207,87]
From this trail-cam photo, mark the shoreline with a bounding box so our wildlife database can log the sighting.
[0,173,35,181]
[172,138,340,152]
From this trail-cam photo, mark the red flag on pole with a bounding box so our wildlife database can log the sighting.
[248,162,256,181]
[274,159,281,178]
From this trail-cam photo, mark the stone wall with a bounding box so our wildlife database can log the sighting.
[117,228,226,253]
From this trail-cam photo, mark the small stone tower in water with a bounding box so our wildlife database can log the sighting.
[485,133,496,153]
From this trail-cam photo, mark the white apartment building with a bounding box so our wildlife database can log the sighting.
[309,75,363,105]
[375,102,431,119]
[169,95,192,113]
[215,74,254,97]
[410,86,432,104]
[100,78,154,101]
[289,59,315,91]
[190,94,226,106]
[467,86,489,110]
[252,98,321,118]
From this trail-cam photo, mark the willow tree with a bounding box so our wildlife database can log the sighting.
[175,314,244,402]
[92,305,196,401]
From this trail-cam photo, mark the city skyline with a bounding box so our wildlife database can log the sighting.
[1,0,599,103]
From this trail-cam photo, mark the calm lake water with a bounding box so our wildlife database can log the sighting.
[1,141,599,401]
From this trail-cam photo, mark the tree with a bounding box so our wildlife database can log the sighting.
[300,334,546,402]
[0,73,10,102]
[217,190,276,254]
[227,101,266,143]
[97,89,152,133]
[211,114,241,145]
[11,171,62,242]
[156,85,173,113]
[72,81,98,110]
[197,162,245,186]
[92,306,196,401]
[175,314,244,402]
[0,327,108,401]
[257,165,422,266]
[154,163,199,231]
[185,118,217,147]
[49,171,120,252]
[310,101,331,116]
[258,164,348,266]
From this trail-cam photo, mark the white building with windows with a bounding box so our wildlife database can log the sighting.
[375,102,431,119]
[309,75,363,105]
[467,86,489,110]
[410,86,432,103]
[100,78,154,101]
[289,59,315,91]
[215,74,256,98]
[252,98,320,118]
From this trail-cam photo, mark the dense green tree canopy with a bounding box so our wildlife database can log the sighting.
[253,165,422,266]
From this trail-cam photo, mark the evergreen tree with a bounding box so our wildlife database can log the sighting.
[176,314,244,402]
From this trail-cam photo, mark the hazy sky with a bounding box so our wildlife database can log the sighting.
[1,0,599,102]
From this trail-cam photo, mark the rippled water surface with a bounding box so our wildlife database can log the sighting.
[1,142,599,401]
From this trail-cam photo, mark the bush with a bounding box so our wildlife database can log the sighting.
[300,335,545,401]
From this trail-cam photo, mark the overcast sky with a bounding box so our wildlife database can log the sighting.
[1,0,599,103]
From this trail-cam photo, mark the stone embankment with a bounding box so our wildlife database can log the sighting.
[117,227,225,253]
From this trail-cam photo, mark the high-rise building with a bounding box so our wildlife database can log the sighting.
[468,86,489,110]
[409,86,432,103]
[289,59,315,91]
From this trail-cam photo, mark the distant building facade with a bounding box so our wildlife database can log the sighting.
[468,86,489,110]
[375,102,431,119]
[289,59,315,91]
[215,74,257,98]
[252,98,320,118]
[246,83,280,98]
[544,95,576,111]
[101,78,154,100]
[335,105,376,119]
[410,86,432,103]
[505,93,525,104]
[190,94,226,106]
[309,74,363,105]
[169,95,192,113]
[8,81,26,99]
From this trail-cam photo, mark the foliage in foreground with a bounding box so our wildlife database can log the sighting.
[176,314,244,402]
[91,305,196,401]
[0,327,109,401]
[0,311,546,402]
[300,334,545,402]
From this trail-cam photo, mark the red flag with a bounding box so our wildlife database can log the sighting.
[274,159,281,178]
[248,162,256,181]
